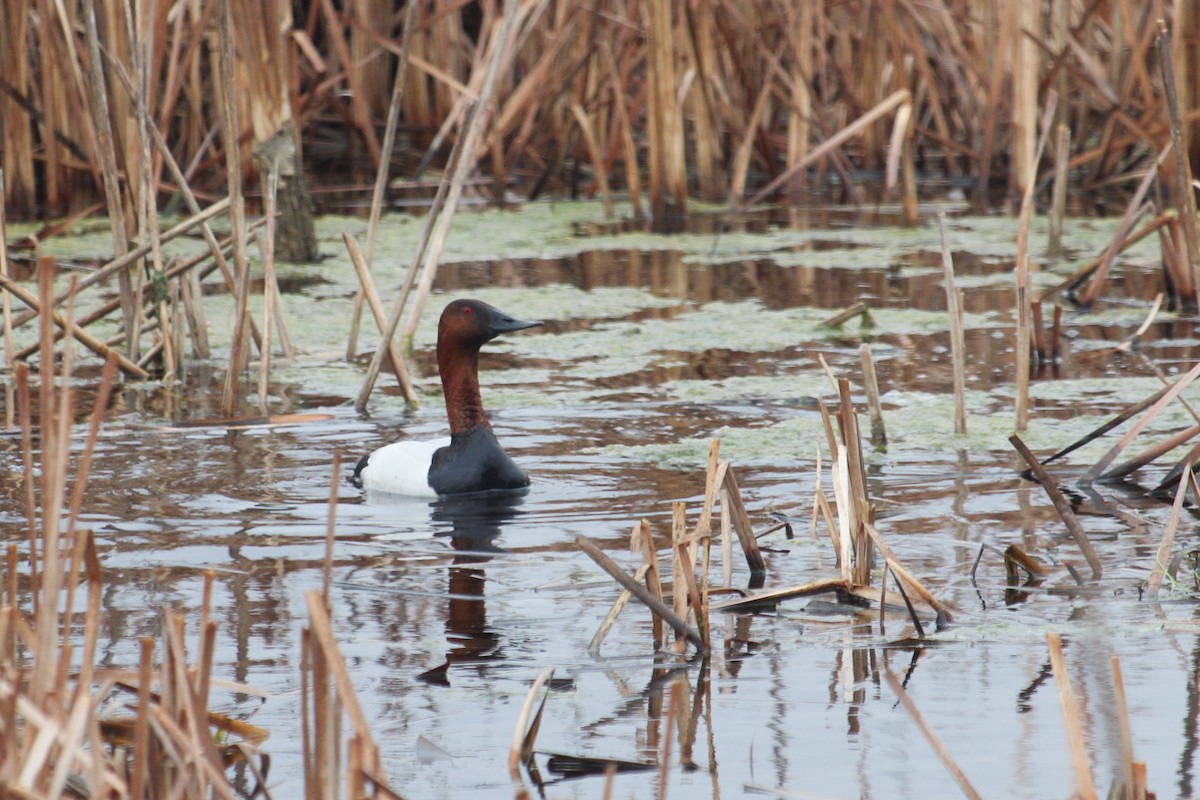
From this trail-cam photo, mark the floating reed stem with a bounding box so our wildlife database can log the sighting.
[721,466,766,579]
[822,301,868,328]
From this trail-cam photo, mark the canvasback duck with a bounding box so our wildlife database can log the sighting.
[352,298,542,497]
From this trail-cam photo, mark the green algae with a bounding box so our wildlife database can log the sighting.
[11,202,1192,472]
[590,380,1200,471]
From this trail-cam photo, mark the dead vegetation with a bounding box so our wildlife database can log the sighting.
[0,267,403,800]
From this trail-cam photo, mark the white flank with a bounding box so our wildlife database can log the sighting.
[358,437,450,498]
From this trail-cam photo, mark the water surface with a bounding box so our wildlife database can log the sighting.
[5,203,1200,798]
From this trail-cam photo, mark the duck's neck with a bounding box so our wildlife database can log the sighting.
[439,346,491,434]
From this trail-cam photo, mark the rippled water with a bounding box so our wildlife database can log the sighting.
[5,203,1200,798]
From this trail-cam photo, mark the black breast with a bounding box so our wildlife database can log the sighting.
[428,428,530,496]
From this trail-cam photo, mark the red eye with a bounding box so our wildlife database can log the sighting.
[462,307,473,314]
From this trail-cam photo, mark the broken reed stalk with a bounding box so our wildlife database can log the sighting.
[938,214,967,435]
[1038,210,1175,305]
[343,233,418,405]
[670,502,690,653]
[575,535,706,652]
[1076,150,1165,307]
[858,345,887,448]
[1046,633,1099,800]
[721,465,766,578]
[1010,434,1102,580]
[889,565,926,637]
[1081,357,1200,484]
[883,670,983,800]
[694,439,723,599]
[822,301,868,328]
[1146,459,1192,599]
[1156,21,1200,303]
[1048,124,1071,257]
[746,89,910,207]
[508,667,555,779]
[0,271,149,378]
[720,487,734,588]
[346,0,419,360]
[863,523,952,622]
[633,519,667,648]
[588,563,651,655]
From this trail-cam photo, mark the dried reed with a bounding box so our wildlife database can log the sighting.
[938,214,967,435]
[1046,633,1098,800]
[1010,434,1103,580]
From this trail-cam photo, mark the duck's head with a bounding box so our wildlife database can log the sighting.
[438,299,542,350]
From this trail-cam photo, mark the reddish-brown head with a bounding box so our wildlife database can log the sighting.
[436,299,542,434]
[437,299,542,351]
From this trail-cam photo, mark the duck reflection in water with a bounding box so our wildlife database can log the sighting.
[418,491,526,685]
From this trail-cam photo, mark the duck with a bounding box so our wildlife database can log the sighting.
[353,298,543,497]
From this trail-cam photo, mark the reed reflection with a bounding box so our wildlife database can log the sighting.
[418,492,527,684]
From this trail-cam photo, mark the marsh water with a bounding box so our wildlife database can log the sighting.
[6,201,1200,798]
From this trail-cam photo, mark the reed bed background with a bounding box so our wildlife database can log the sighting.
[1,0,1198,224]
